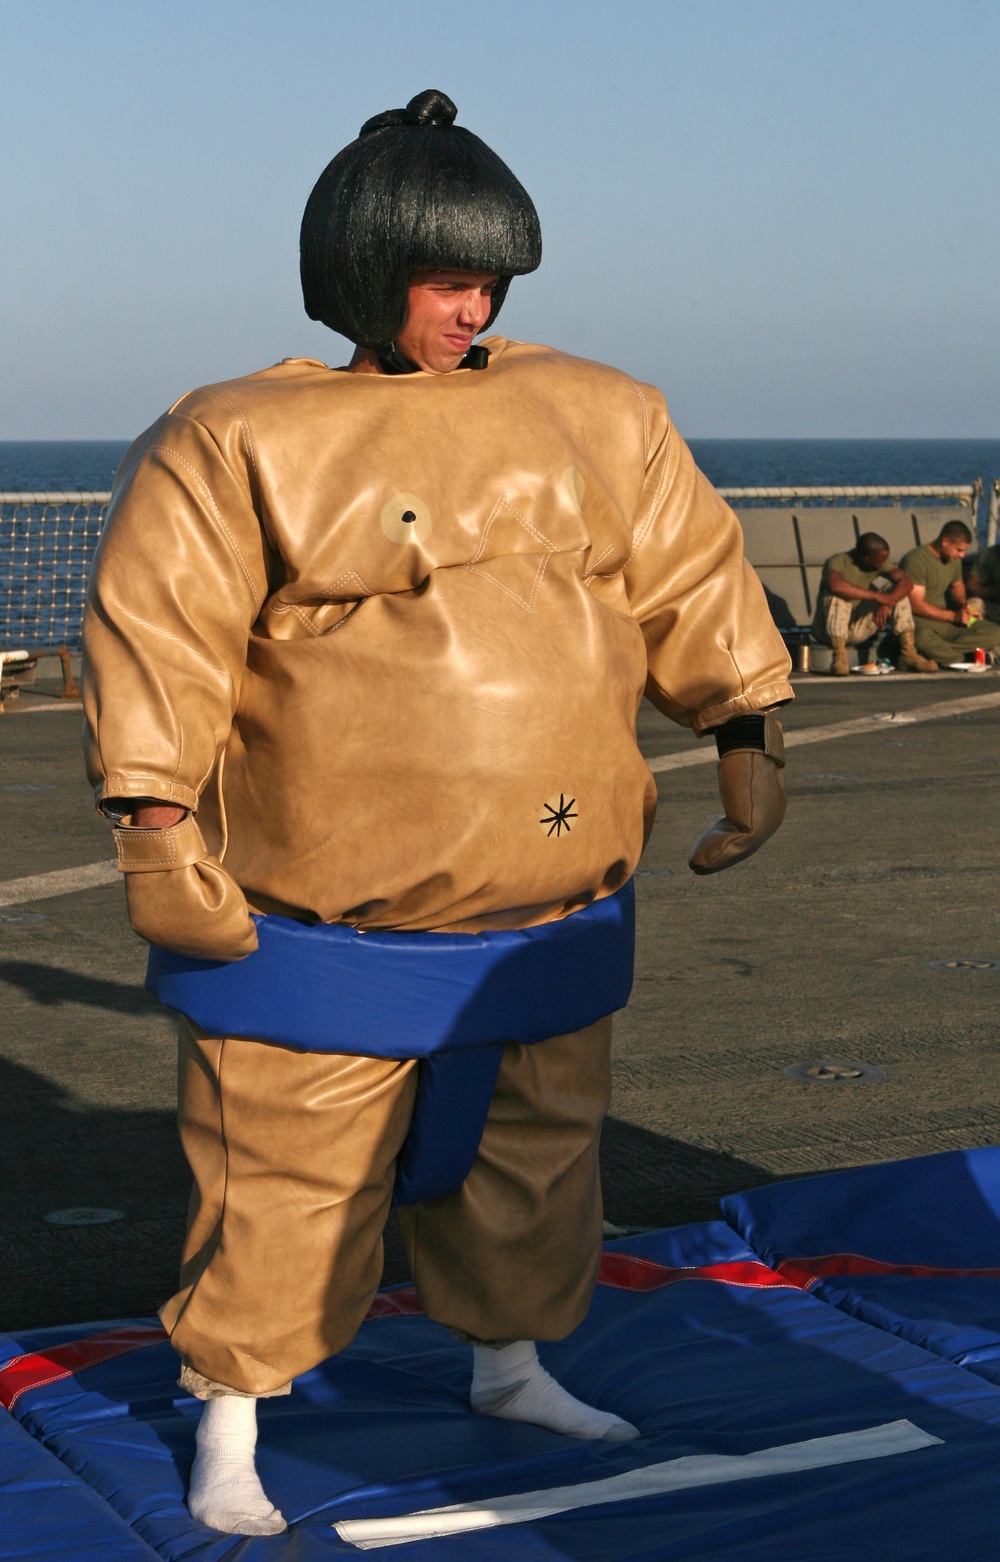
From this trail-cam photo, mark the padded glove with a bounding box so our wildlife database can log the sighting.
[688,713,787,876]
[113,813,258,960]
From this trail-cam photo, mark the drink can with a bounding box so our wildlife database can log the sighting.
[975,646,987,666]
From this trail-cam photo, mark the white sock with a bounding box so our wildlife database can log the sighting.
[188,1395,287,1535]
[470,1340,639,1442]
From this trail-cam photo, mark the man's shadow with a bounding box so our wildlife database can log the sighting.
[599,1116,773,1228]
[0,1029,189,1334]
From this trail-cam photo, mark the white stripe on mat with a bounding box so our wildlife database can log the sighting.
[647,689,1000,774]
[0,860,118,908]
[334,1419,941,1549]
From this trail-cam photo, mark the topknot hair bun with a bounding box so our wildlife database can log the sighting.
[360,89,457,138]
[405,89,456,127]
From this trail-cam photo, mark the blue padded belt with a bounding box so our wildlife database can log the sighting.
[147,881,634,1205]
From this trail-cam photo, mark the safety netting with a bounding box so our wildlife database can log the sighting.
[0,494,108,652]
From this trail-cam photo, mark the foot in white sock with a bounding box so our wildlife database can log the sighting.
[188,1395,287,1535]
[470,1341,639,1443]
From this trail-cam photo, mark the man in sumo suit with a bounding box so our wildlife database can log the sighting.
[83,90,793,1535]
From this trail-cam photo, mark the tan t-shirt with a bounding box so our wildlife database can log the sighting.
[900,544,960,609]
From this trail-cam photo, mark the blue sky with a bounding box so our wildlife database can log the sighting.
[1,0,997,438]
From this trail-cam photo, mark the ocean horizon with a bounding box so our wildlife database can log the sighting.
[2,438,999,498]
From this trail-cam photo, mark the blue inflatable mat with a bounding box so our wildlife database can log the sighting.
[0,1392,158,1559]
[7,1213,1000,1558]
[723,1148,1000,1385]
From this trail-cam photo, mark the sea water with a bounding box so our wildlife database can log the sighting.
[2,438,999,499]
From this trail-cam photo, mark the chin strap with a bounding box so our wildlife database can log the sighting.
[375,344,491,375]
[376,344,419,375]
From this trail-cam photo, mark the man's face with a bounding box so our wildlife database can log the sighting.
[858,547,889,574]
[939,535,969,563]
[395,270,500,374]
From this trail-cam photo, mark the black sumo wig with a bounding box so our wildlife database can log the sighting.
[300,89,542,348]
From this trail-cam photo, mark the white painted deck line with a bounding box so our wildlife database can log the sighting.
[3,702,83,715]
[0,860,118,908]
[647,689,1000,774]
[334,1419,941,1548]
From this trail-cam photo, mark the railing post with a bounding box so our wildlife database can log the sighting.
[989,482,1000,549]
[57,646,80,700]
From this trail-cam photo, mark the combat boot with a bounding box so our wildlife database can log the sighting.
[896,631,937,673]
[830,636,850,676]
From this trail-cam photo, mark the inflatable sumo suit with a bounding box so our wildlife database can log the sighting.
[82,91,793,1399]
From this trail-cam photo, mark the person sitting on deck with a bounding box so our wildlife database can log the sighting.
[811,531,936,677]
[901,521,1000,669]
[964,542,1000,626]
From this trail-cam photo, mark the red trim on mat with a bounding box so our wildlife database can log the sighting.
[365,1287,424,1318]
[776,1252,1000,1289]
[5,1250,999,1409]
[0,1326,166,1411]
[596,1250,799,1293]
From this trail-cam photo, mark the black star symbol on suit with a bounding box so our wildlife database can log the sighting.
[539,794,578,837]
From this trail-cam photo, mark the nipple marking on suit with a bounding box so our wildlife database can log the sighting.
[539,795,577,837]
[381,493,432,543]
[558,466,586,512]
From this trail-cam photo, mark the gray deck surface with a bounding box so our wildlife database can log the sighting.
[2,672,998,1330]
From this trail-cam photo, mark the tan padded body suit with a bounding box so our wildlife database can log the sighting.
[83,340,791,1392]
[83,337,791,933]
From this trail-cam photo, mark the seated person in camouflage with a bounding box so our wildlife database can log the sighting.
[812,531,936,676]
[965,543,1000,626]
[901,521,1000,667]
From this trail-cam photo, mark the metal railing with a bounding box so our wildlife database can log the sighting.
[0,482,996,702]
[718,482,981,509]
[718,483,983,632]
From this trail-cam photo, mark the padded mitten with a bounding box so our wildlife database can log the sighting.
[114,814,258,960]
[688,749,787,876]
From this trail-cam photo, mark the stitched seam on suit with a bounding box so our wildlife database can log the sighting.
[584,540,616,578]
[215,747,230,862]
[625,421,672,568]
[170,716,186,800]
[321,570,373,597]
[470,498,557,564]
[147,444,262,613]
[269,597,366,636]
[631,379,651,464]
[270,601,323,636]
[468,498,506,564]
[464,555,550,613]
[102,770,195,791]
[504,504,557,553]
[117,834,181,867]
[205,389,259,480]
